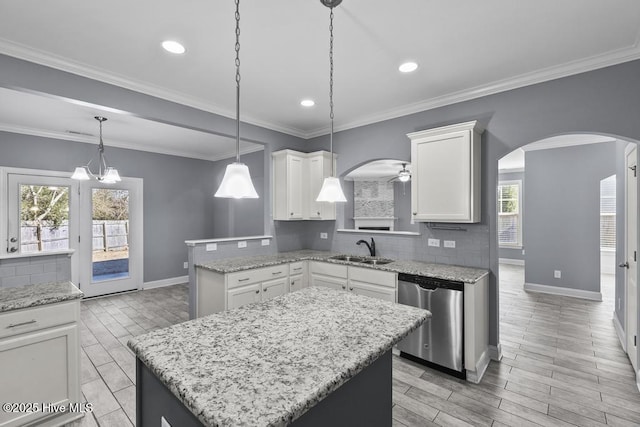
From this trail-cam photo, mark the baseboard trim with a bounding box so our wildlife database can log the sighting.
[466,349,490,384]
[143,275,188,290]
[523,283,602,301]
[613,313,627,352]
[489,344,503,361]
[499,258,525,266]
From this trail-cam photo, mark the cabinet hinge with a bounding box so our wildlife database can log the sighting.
[78,236,81,243]
[635,251,637,262]
[635,335,637,347]
[631,165,637,177]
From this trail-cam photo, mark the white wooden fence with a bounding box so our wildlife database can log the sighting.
[21,220,129,252]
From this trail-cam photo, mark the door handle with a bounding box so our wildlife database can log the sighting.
[8,247,17,253]
[9,237,17,243]
[619,262,630,269]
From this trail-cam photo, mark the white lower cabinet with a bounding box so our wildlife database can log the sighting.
[227,283,262,310]
[310,262,397,302]
[0,300,81,427]
[196,262,311,316]
[262,277,287,301]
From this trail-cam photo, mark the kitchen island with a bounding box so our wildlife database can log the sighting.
[128,286,430,427]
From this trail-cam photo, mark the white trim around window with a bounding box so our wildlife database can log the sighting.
[498,179,523,249]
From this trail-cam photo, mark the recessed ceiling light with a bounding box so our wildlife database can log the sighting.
[300,99,315,107]
[399,62,418,73]
[162,40,186,54]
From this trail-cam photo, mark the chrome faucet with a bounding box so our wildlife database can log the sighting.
[356,237,376,257]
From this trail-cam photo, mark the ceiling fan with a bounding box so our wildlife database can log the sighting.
[386,163,412,183]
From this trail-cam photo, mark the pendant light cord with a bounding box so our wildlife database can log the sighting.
[329,7,335,177]
[235,0,241,163]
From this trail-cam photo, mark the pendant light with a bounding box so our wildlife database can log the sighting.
[71,116,121,184]
[316,0,347,203]
[214,0,259,199]
[398,163,411,182]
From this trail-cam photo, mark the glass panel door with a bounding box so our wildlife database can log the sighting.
[80,179,142,297]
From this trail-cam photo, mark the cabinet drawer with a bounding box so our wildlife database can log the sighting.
[227,265,288,289]
[310,262,348,278]
[0,301,79,340]
[289,262,305,275]
[349,267,396,288]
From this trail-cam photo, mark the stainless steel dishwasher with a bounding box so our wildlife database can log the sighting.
[396,273,465,378]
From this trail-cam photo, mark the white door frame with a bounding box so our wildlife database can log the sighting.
[79,177,143,297]
[624,144,639,383]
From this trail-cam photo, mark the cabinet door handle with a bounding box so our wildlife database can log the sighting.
[317,211,320,215]
[290,212,294,216]
[349,287,354,291]
[7,319,36,328]
[292,268,302,272]
[238,278,250,282]
[413,212,417,215]
[272,271,283,275]
[255,290,260,294]
[341,285,346,290]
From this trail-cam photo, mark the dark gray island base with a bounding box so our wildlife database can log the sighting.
[128,287,429,427]
[137,351,392,427]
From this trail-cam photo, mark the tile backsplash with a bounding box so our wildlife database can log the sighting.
[0,254,71,288]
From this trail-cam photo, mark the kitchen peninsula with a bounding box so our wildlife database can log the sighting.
[129,286,429,426]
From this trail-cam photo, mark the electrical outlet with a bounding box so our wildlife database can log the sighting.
[238,241,247,248]
[522,249,525,255]
[428,238,440,247]
[261,239,270,246]
[320,232,328,239]
[206,243,217,251]
[444,240,456,248]
[183,262,188,269]
[554,270,561,279]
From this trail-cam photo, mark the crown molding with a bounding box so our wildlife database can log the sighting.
[0,38,308,139]
[1,35,639,141]
[0,122,264,162]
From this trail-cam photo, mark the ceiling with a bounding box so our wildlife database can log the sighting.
[0,0,639,145]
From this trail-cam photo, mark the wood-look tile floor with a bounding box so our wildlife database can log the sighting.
[69,267,640,426]
[392,265,640,427]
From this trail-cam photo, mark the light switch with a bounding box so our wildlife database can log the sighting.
[320,233,328,239]
[238,241,247,248]
[206,243,217,251]
[261,239,270,246]
[183,262,188,269]
[554,270,561,278]
[428,238,440,247]
[444,240,455,248]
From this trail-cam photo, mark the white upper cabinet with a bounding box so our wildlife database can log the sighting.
[272,150,336,221]
[408,121,482,223]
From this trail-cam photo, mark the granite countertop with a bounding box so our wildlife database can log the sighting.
[196,249,488,283]
[128,286,430,427]
[0,281,83,313]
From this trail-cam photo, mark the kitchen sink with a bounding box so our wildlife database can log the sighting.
[329,255,394,265]
[329,255,367,262]
[361,259,394,266]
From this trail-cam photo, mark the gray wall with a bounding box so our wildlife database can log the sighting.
[304,59,640,348]
[209,150,265,238]
[498,170,525,262]
[523,142,617,293]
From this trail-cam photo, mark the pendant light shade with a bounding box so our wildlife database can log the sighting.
[71,166,91,180]
[316,177,347,202]
[213,0,259,199]
[316,0,347,204]
[214,162,259,199]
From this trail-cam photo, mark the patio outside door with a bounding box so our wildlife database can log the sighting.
[79,178,142,297]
